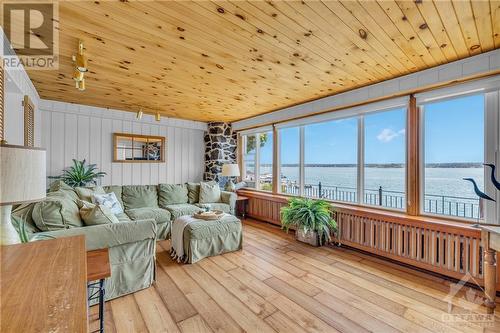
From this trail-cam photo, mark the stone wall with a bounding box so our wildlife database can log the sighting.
[204,122,237,183]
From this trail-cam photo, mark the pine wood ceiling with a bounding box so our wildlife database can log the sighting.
[27,0,499,122]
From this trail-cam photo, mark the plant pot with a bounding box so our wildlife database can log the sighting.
[295,229,321,247]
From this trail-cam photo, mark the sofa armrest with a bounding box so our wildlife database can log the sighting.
[221,191,237,215]
[32,219,157,251]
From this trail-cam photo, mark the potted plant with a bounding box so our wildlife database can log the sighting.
[49,159,106,187]
[280,197,337,246]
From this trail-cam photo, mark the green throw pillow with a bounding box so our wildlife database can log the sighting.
[75,186,105,203]
[122,185,158,209]
[32,192,83,231]
[48,180,79,202]
[78,201,119,226]
[159,184,188,206]
[199,181,221,204]
[187,182,200,204]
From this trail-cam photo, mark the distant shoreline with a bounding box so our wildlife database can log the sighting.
[260,163,484,168]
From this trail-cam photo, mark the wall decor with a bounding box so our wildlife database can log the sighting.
[113,133,165,163]
[23,95,34,147]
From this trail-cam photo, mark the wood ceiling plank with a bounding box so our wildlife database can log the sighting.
[471,0,496,52]
[21,0,497,122]
[431,0,471,58]
[303,0,404,77]
[235,0,385,82]
[265,0,386,84]
[320,0,415,73]
[395,0,448,64]
[451,0,483,55]
[357,0,432,69]
[491,1,500,48]
[412,1,459,61]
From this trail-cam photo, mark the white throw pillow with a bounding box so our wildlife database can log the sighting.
[92,192,123,215]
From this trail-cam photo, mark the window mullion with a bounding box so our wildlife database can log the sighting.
[357,116,364,204]
[299,126,305,196]
[255,134,260,190]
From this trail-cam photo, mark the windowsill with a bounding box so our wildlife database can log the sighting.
[236,188,484,231]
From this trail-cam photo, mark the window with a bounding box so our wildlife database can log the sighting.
[242,131,273,191]
[364,108,406,209]
[304,118,358,202]
[422,94,485,219]
[279,127,300,195]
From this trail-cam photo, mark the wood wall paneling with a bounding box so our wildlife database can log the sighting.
[40,101,206,186]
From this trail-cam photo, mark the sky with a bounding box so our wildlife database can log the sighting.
[261,93,484,165]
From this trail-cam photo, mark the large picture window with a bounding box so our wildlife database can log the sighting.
[364,108,406,209]
[279,127,300,195]
[304,118,358,203]
[421,94,485,219]
[242,130,273,191]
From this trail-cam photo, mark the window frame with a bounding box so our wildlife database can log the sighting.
[238,76,500,223]
[241,129,273,192]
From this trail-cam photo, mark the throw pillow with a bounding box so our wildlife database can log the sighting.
[93,192,124,215]
[75,186,105,203]
[48,180,79,202]
[159,184,188,206]
[32,191,83,231]
[78,201,119,226]
[199,181,221,204]
[187,182,200,204]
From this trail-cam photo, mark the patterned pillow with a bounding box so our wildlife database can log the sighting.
[92,192,123,215]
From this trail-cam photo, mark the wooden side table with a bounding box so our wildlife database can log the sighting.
[236,195,249,218]
[87,249,111,333]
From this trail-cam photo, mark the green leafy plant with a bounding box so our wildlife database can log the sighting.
[49,159,106,187]
[280,197,337,245]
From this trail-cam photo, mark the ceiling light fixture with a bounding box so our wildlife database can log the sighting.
[136,108,143,120]
[74,40,88,73]
[155,112,161,122]
[77,78,85,91]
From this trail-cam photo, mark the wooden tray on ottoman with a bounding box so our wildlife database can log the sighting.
[193,210,225,220]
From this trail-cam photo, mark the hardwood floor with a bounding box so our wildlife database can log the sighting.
[90,219,500,333]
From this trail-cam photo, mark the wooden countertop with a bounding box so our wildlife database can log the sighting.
[1,236,88,333]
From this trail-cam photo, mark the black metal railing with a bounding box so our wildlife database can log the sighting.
[280,182,481,219]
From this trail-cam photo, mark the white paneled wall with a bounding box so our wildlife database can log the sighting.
[40,100,207,186]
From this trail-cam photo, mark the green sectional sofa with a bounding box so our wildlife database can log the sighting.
[11,181,237,301]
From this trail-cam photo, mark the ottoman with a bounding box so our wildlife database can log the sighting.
[178,214,243,264]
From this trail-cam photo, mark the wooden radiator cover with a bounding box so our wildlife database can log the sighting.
[238,189,500,291]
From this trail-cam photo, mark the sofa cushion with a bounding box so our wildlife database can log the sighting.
[75,186,105,203]
[195,203,231,214]
[187,183,200,204]
[158,184,188,206]
[122,185,158,209]
[32,191,83,231]
[199,181,221,204]
[79,201,119,226]
[163,203,200,220]
[126,207,171,224]
[48,180,79,202]
[102,185,123,206]
[115,212,132,223]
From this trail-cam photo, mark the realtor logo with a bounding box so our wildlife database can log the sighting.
[1,2,59,70]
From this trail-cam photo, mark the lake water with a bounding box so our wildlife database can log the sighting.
[260,166,484,199]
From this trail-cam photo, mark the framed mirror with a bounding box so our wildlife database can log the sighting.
[113,133,165,163]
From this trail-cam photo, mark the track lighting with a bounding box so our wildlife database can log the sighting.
[155,112,161,122]
[77,78,85,91]
[136,109,143,120]
[74,40,88,73]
